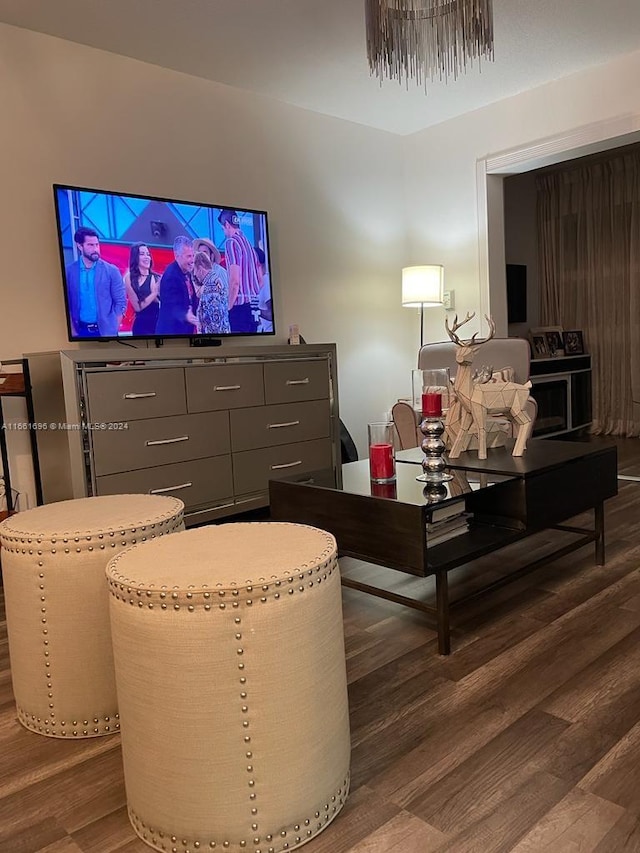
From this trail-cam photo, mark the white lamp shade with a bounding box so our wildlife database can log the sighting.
[401,265,444,307]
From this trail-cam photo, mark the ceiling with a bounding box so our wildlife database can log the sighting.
[1,0,639,136]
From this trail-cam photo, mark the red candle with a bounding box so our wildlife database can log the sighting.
[369,443,394,481]
[422,392,442,418]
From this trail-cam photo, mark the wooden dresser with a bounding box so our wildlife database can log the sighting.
[56,345,339,525]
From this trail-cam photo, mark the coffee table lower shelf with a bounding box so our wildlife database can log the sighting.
[270,441,617,654]
[340,518,601,655]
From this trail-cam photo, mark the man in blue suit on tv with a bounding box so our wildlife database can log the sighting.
[156,235,198,336]
[66,227,127,338]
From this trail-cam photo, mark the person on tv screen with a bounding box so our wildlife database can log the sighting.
[193,237,223,272]
[124,242,160,336]
[192,237,230,297]
[218,209,261,333]
[156,235,197,336]
[193,250,231,335]
[254,247,273,333]
[66,227,126,338]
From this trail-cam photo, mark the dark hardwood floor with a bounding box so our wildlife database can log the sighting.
[2,437,640,852]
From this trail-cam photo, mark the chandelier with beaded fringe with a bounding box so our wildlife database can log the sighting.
[365,0,494,87]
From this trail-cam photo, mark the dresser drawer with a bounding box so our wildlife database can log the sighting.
[264,360,329,404]
[186,364,264,412]
[232,438,333,496]
[86,368,186,423]
[95,455,233,510]
[230,400,330,452]
[92,411,230,476]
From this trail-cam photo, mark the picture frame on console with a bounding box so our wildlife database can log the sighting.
[529,331,550,359]
[563,329,585,355]
[545,328,564,356]
[531,326,564,357]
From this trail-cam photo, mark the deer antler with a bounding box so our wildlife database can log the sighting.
[445,312,476,346]
[483,315,496,343]
[446,312,496,347]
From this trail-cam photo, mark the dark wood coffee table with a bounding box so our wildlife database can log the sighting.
[269,439,618,654]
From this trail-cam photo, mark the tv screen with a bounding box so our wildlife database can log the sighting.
[53,184,275,342]
[506,264,527,324]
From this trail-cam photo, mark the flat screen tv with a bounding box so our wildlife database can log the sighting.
[53,184,275,342]
[506,263,527,324]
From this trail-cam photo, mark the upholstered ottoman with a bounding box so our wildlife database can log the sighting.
[107,522,350,853]
[0,494,184,738]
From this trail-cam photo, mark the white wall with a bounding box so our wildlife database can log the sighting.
[403,48,640,344]
[0,23,415,500]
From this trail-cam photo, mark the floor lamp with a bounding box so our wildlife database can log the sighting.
[401,265,444,348]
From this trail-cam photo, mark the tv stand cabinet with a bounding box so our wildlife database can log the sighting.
[530,354,592,438]
[56,345,340,526]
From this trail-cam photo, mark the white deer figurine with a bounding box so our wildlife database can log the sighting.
[445,312,533,460]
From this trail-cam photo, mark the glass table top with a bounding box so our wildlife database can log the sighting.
[395,437,617,477]
[340,459,516,509]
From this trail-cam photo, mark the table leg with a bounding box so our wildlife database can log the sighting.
[595,503,605,566]
[436,571,451,655]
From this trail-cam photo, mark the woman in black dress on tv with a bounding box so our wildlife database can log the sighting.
[124,242,160,335]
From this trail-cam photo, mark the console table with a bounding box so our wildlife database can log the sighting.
[530,354,592,437]
[269,439,618,654]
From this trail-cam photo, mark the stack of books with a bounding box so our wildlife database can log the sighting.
[426,498,471,546]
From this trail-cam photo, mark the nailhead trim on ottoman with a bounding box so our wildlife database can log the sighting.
[107,522,351,853]
[0,494,184,738]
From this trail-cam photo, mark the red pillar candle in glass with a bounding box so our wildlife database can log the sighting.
[368,422,396,483]
[421,368,450,417]
[422,392,442,418]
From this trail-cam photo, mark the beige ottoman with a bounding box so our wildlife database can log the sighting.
[0,494,184,738]
[107,522,350,853]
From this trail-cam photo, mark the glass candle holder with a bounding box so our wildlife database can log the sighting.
[416,368,453,483]
[412,369,424,410]
[421,368,450,416]
[368,422,396,483]
[413,368,452,413]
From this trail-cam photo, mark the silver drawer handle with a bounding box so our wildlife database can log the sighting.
[270,460,303,470]
[124,392,157,399]
[285,378,310,386]
[214,385,241,391]
[145,436,189,447]
[188,501,235,516]
[149,482,192,494]
[268,420,300,429]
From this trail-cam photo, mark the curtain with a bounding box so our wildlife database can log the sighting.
[537,148,640,435]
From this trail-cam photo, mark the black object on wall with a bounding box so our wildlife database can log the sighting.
[506,264,527,323]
